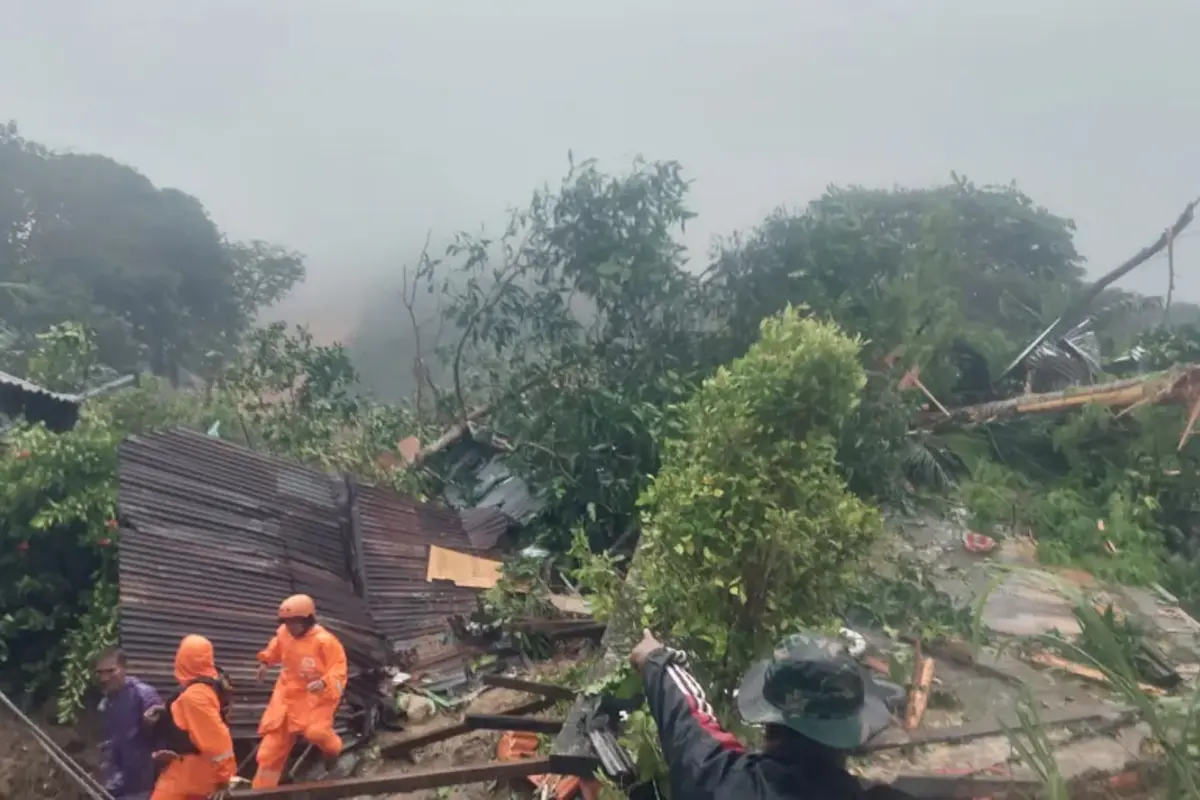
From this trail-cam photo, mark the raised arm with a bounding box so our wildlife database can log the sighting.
[257,628,283,666]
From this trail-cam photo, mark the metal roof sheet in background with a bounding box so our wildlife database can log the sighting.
[0,370,81,431]
[460,506,511,551]
[117,429,386,739]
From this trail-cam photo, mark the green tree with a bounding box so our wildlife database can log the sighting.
[703,177,1086,395]
[427,157,706,550]
[0,325,235,714]
[635,307,881,701]
[220,321,429,495]
[0,121,306,381]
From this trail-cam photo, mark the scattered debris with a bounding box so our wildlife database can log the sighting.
[904,653,936,730]
[1026,652,1166,697]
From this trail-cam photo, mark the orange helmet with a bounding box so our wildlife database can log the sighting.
[277,594,316,620]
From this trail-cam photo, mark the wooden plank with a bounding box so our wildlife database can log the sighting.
[465,714,564,734]
[481,675,576,701]
[885,774,1041,798]
[426,545,502,589]
[234,757,555,799]
[860,703,1134,753]
[1027,651,1166,696]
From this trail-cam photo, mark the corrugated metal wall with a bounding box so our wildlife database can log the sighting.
[117,429,387,739]
[355,485,490,675]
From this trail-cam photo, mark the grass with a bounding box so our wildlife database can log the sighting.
[1005,601,1200,798]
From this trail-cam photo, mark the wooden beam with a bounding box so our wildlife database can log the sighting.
[884,774,1041,798]
[233,757,555,799]
[379,696,559,758]
[481,675,576,701]
[465,714,564,734]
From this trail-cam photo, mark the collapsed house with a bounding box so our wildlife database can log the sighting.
[115,428,517,741]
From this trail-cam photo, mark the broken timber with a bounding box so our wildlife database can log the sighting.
[921,365,1200,430]
[884,774,1042,798]
[378,694,559,758]
[466,713,565,734]
[232,758,556,799]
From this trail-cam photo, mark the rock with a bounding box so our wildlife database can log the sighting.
[404,694,436,724]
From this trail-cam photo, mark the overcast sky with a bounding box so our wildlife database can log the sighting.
[3,0,1198,332]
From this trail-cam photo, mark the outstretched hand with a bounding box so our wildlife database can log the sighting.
[629,629,664,672]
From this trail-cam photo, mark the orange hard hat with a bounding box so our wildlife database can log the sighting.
[278,594,316,620]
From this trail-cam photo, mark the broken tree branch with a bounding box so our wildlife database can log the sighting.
[401,229,435,416]
[1000,195,1199,382]
[921,366,1200,430]
[1164,224,1177,325]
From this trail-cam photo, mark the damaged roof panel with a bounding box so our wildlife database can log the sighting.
[117,429,386,739]
[355,484,485,667]
[0,369,81,431]
[117,428,510,738]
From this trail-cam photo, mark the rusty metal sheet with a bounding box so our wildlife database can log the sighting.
[117,429,386,740]
[354,484,486,668]
[117,428,511,740]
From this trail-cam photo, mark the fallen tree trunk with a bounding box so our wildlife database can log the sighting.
[920,366,1200,430]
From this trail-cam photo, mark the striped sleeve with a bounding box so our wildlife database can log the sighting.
[641,649,752,800]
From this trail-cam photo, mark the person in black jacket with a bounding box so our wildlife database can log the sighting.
[630,629,911,799]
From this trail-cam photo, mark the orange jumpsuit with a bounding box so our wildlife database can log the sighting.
[151,635,237,800]
[252,623,348,788]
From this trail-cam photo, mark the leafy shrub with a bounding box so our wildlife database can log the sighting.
[635,306,882,701]
[0,415,120,705]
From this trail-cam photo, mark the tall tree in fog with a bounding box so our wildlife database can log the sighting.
[0,122,305,382]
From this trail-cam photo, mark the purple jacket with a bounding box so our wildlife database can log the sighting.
[99,676,163,797]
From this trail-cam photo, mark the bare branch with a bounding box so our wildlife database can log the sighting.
[400,229,433,414]
[999,195,1200,382]
[450,229,531,422]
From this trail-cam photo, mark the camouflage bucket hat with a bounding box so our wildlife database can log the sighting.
[736,632,893,750]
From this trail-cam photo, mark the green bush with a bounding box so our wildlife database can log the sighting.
[636,306,882,702]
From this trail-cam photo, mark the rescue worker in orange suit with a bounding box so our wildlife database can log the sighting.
[150,635,237,800]
[252,594,348,789]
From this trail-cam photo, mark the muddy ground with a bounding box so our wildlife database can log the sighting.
[0,703,104,800]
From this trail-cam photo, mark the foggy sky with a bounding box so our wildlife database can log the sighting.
[3,0,1198,334]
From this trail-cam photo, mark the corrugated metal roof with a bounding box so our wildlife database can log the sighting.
[117,429,387,740]
[355,484,488,676]
[0,370,81,431]
[116,428,508,740]
[460,507,511,551]
[443,452,545,527]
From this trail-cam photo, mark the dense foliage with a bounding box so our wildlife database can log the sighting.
[0,122,305,381]
[0,324,430,718]
[7,119,1200,734]
[415,158,707,552]
[635,308,881,701]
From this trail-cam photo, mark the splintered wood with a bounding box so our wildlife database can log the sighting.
[904,655,936,730]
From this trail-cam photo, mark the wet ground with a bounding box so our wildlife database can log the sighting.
[854,509,1199,789]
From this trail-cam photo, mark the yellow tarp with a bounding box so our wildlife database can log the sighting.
[425,545,502,589]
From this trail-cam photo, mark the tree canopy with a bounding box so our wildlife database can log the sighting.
[0,121,305,381]
[7,123,1200,741]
